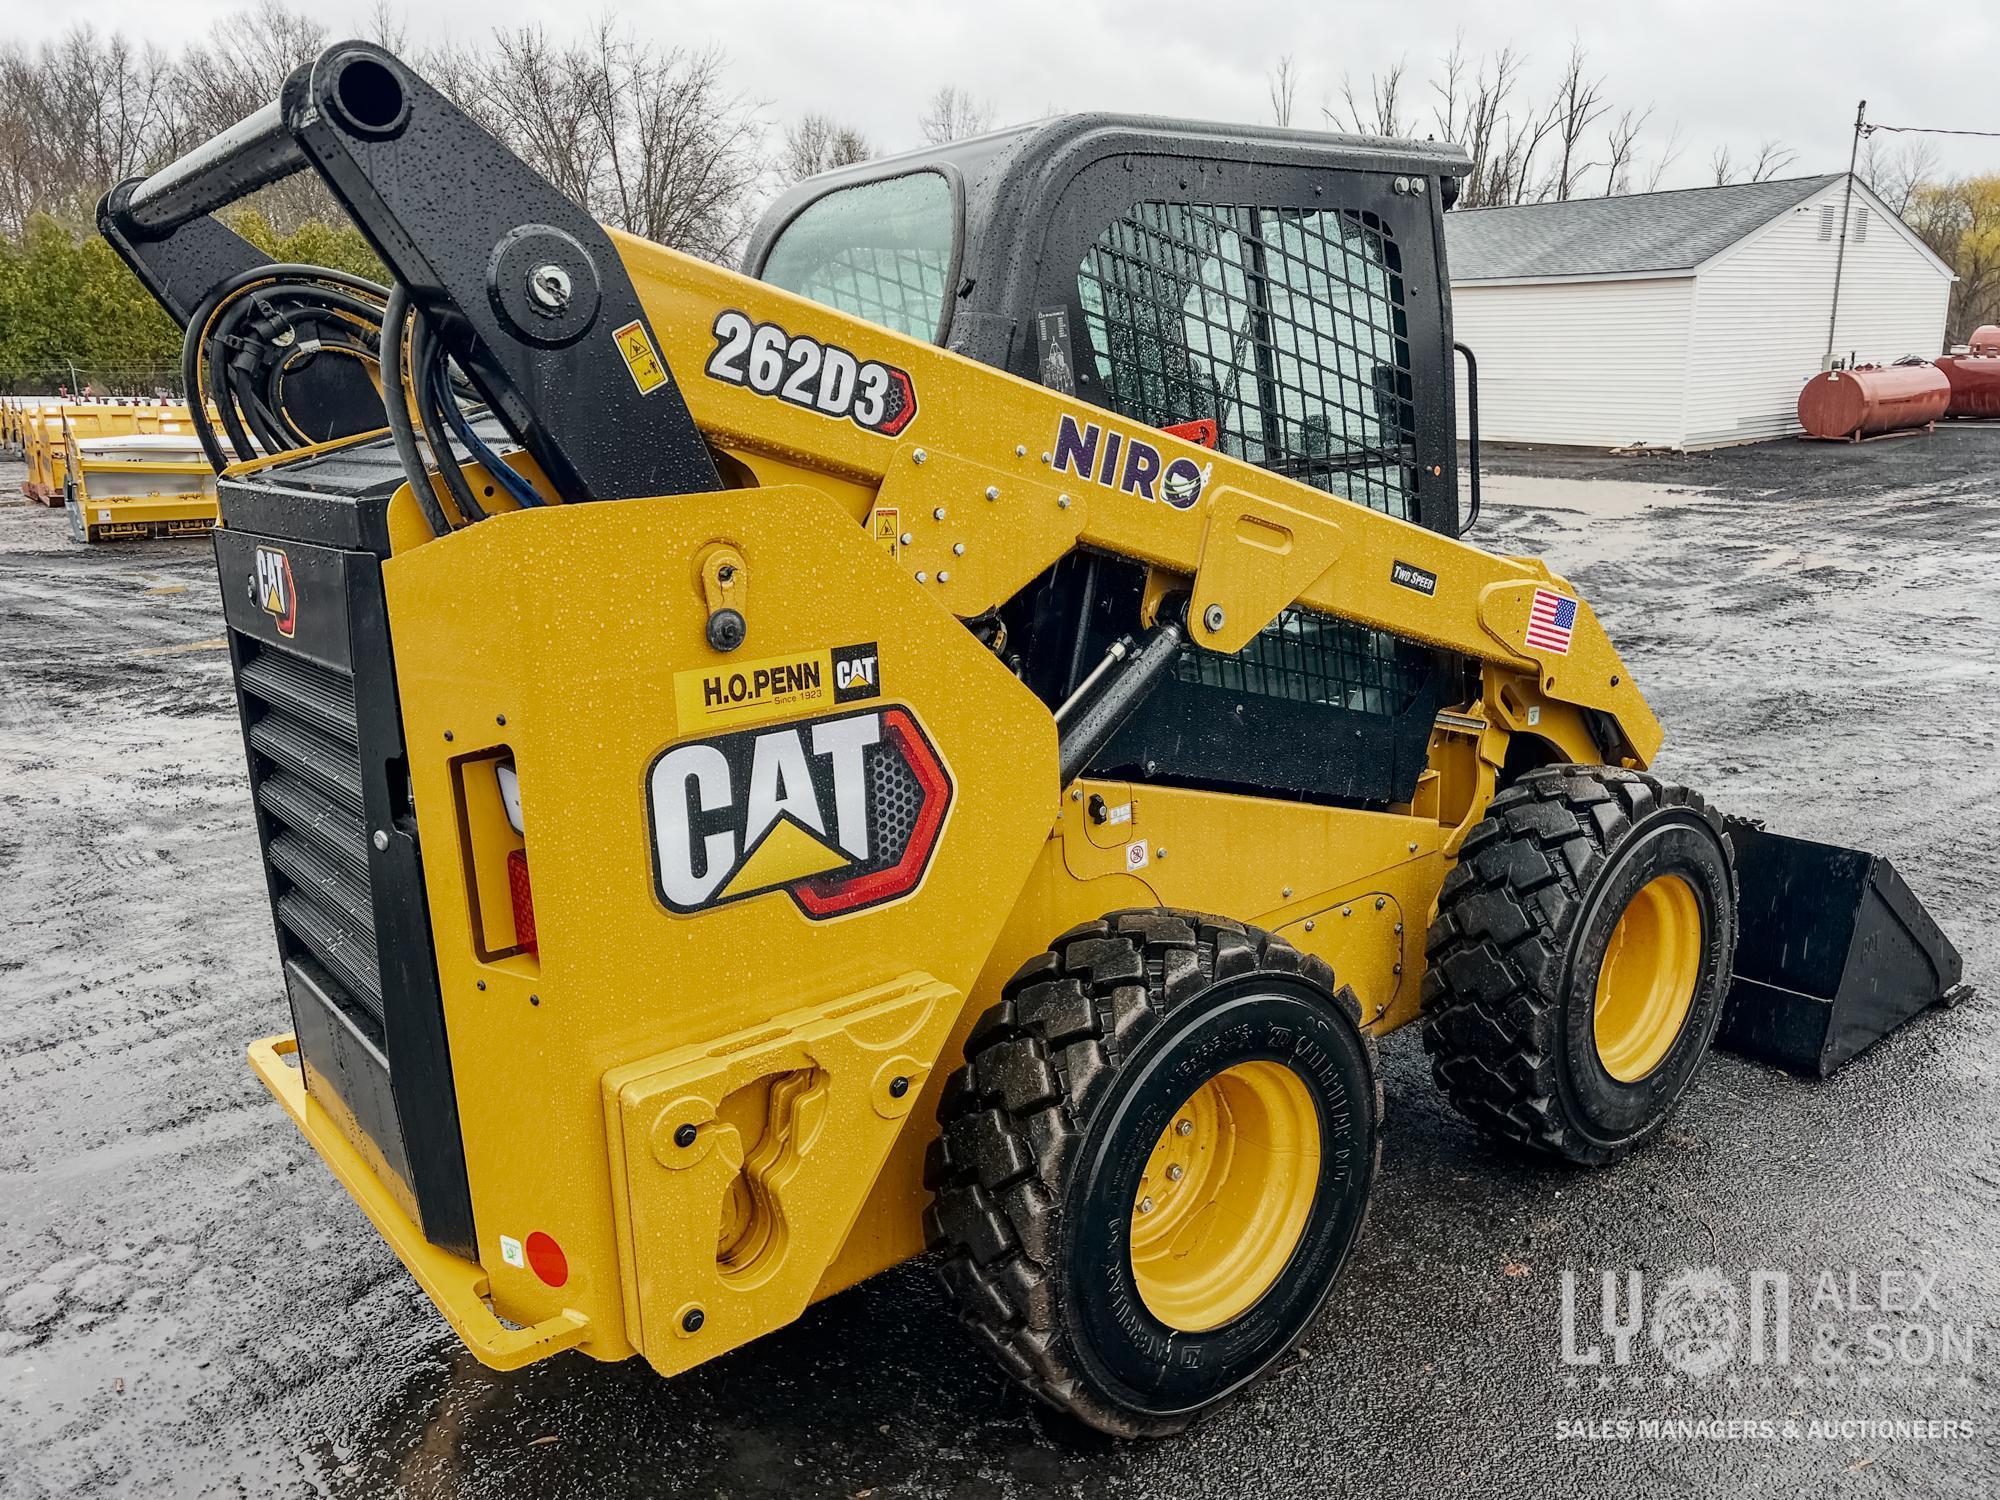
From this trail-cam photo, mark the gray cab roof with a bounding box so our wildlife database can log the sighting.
[1443,174,1843,283]
[744,112,1472,284]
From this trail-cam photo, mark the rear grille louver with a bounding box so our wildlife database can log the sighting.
[240,641,384,1039]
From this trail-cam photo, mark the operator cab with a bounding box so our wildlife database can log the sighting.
[746,116,1473,811]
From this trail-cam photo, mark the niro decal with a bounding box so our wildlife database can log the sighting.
[673,641,880,732]
[647,704,951,919]
[254,544,296,637]
[1052,413,1212,511]
[706,310,917,436]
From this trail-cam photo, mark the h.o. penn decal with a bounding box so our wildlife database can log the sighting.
[1052,413,1212,511]
[673,641,879,732]
[647,704,950,919]
[706,310,917,436]
[253,544,297,637]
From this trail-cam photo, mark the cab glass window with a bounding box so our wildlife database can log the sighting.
[762,172,955,343]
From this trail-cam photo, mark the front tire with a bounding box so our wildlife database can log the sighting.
[1422,765,1736,1166]
[925,910,1380,1438]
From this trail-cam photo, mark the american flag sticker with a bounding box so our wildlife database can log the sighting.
[1525,589,1578,655]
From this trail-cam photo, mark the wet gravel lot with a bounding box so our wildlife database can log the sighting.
[2,428,1998,1498]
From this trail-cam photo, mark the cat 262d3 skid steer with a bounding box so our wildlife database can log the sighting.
[101,43,1962,1437]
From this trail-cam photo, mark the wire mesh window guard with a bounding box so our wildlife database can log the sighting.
[1077,201,1427,714]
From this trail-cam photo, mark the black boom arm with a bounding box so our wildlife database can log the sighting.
[98,43,721,505]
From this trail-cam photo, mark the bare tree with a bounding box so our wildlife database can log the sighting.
[1545,40,1608,200]
[918,85,993,145]
[1455,45,1521,207]
[1861,132,1939,216]
[432,23,764,262]
[780,112,873,184]
[1641,121,1686,192]
[1746,139,1798,182]
[1709,144,1736,186]
[1603,105,1651,196]
[1328,58,1410,138]
[1267,54,1299,129]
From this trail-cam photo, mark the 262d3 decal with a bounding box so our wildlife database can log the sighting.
[647,704,951,919]
[706,310,917,436]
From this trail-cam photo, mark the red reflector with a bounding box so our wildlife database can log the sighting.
[507,847,538,955]
[525,1231,568,1287]
[1160,417,1218,449]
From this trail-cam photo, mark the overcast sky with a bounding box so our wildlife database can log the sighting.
[15,1,1998,188]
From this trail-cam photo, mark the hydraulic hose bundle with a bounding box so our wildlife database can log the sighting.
[181,262,389,471]
[378,284,544,537]
[180,260,543,540]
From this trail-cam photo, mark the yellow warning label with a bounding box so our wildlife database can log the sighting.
[613,319,668,396]
[674,641,879,732]
[872,506,900,557]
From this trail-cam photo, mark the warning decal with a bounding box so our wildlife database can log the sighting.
[613,319,669,396]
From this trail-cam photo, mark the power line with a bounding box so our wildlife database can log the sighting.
[1864,122,2000,139]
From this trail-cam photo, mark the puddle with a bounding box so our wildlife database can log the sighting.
[1464,470,1712,520]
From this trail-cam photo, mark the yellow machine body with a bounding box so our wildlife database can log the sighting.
[242,228,1657,1380]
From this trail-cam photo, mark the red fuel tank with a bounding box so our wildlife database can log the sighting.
[1797,363,1950,441]
[1936,350,2000,419]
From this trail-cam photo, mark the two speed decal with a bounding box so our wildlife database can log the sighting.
[706,310,918,437]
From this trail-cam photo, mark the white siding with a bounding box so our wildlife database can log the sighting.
[1450,277,1695,448]
[1681,183,1952,447]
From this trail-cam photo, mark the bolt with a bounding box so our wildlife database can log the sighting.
[1282,886,1293,899]
[985,486,1000,501]
[1375,896,1386,911]
[1070,789,1082,802]
[476,980,486,992]
[444,730,455,742]
[1156,847,1168,859]
[716,563,736,584]
[1394,923,1404,935]
[674,1123,697,1148]
[932,506,946,521]
[952,542,965,556]
[1015,445,1027,458]
[372,829,389,851]
[495,713,507,726]
[1393,963,1403,975]
[526,263,572,314]
[1138,1196,1154,1214]
[529,994,540,1006]
[915,571,928,583]
[1408,840,1419,853]
[1342,906,1352,917]
[1057,494,1070,509]
[937,570,950,583]
[1305,919,1316,933]
[1203,603,1226,632]
[899,532,913,546]
[912,448,927,465]
[1176,1119,1193,1137]
[889,1075,910,1099]
[682,1307,705,1333]
[1166,1164,1184,1182]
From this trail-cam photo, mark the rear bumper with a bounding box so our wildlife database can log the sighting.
[248,1034,589,1371]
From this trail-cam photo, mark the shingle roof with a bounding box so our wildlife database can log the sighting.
[1444,174,1842,282]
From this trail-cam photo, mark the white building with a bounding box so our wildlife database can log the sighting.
[1444,174,1954,449]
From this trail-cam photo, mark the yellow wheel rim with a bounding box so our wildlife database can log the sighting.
[1130,1061,1320,1332]
[1593,873,1703,1082]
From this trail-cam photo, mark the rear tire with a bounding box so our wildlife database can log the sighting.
[925,909,1380,1437]
[1422,765,1736,1166]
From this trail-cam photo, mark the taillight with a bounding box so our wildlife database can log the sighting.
[507,847,538,955]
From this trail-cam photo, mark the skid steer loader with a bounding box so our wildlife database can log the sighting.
[100,44,1963,1438]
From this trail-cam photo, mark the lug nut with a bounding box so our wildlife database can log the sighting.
[1138,1196,1154,1214]
[1166,1164,1184,1182]
[1176,1119,1193,1137]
